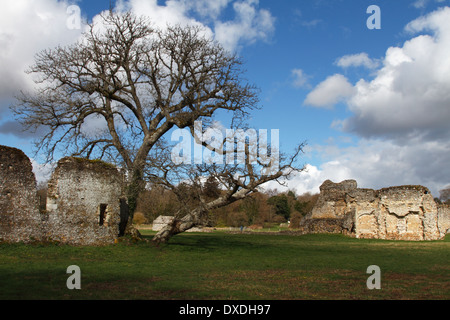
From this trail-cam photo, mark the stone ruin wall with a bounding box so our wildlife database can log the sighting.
[1,144,449,244]
[46,157,125,245]
[350,185,441,241]
[0,145,125,245]
[301,180,450,241]
[0,146,43,243]
[438,204,450,237]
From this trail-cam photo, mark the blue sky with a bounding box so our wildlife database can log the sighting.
[1,0,449,196]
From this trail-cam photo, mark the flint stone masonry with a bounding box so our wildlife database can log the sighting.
[0,146,43,243]
[310,180,358,219]
[2,145,448,244]
[45,157,125,245]
[438,204,450,236]
[0,149,126,245]
[302,180,450,241]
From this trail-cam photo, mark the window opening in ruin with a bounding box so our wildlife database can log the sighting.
[99,204,108,226]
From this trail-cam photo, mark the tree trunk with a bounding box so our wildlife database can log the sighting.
[152,191,250,244]
[120,167,146,238]
[152,208,206,244]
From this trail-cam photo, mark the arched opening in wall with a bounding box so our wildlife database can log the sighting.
[99,204,108,226]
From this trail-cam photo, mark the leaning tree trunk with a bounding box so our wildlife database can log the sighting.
[152,189,251,244]
[152,191,250,244]
[152,208,208,244]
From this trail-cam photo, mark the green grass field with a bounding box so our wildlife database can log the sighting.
[0,231,448,300]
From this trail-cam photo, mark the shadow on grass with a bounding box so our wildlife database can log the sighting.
[2,232,449,300]
[152,232,275,253]
[0,265,197,300]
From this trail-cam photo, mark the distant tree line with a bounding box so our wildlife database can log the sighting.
[134,178,320,229]
[135,184,450,228]
[436,186,450,205]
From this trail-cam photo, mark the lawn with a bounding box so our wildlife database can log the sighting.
[0,231,448,300]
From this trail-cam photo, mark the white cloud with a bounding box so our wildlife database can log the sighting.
[291,69,310,88]
[413,0,429,8]
[341,7,450,141]
[182,0,232,20]
[297,8,450,197]
[213,0,275,52]
[335,52,380,69]
[262,164,324,195]
[303,74,355,108]
[0,0,83,110]
[305,8,450,142]
[263,138,449,197]
[412,0,447,9]
[117,0,275,53]
[0,0,275,136]
[32,159,55,184]
[0,0,275,109]
[116,0,204,30]
[313,138,449,196]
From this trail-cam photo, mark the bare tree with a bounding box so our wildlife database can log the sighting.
[12,12,258,234]
[145,131,306,244]
[440,187,450,204]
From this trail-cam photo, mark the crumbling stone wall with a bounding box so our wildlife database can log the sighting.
[438,204,450,236]
[303,180,448,241]
[0,145,42,243]
[310,180,358,219]
[2,144,448,244]
[46,157,125,245]
[297,215,354,235]
[349,185,440,241]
